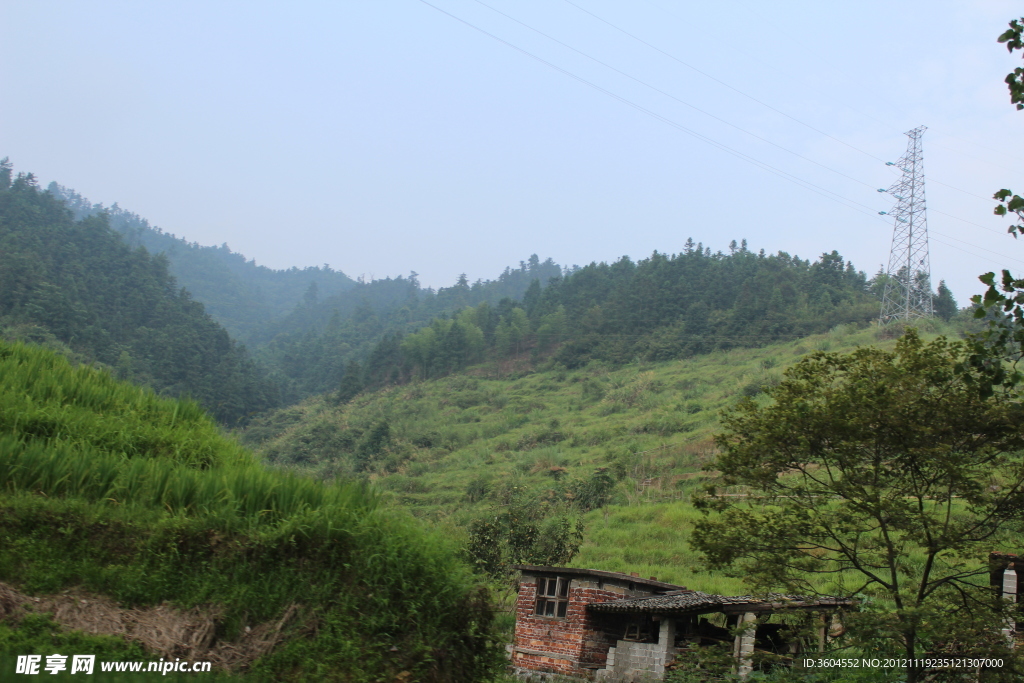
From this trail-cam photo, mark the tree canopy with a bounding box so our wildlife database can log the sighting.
[0,160,278,424]
[692,330,1024,682]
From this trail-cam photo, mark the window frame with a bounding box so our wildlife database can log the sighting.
[534,576,571,619]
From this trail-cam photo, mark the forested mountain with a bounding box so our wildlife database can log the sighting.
[0,160,277,424]
[258,255,564,402]
[323,240,882,396]
[18,162,888,418]
[47,182,357,342]
[45,180,568,403]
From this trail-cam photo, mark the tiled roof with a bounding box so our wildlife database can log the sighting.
[587,590,853,614]
[513,565,685,591]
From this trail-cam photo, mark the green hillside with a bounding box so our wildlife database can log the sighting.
[0,340,501,682]
[237,245,888,418]
[46,181,358,342]
[240,317,970,591]
[0,162,277,425]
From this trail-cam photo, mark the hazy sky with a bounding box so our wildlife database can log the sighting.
[3,1,1023,302]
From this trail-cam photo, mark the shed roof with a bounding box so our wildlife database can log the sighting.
[513,565,685,592]
[587,591,854,615]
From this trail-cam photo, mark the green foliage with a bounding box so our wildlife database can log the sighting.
[0,163,277,425]
[969,24,1024,398]
[933,280,958,320]
[0,340,503,682]
[0,340,249,469]
[333,360,364,404]
[693,330,1024,682]
[998,18,1024,110]
[568,468,615,512]
[467,489,583,579]
[355,420,392,471]
[349,246,883,390]
[991,22,1024,235]
[245,321,974,589]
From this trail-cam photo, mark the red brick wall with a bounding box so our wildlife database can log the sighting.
[513,578,630,678]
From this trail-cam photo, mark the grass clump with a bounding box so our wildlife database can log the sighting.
[243,320,972,587]
[0,341,503,682]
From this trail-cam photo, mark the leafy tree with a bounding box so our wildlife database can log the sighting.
[999,18,1024,110]
[334,360,364,404]
[467,489,583,580]
[568,467,615,512]
[934,280,958,321]
[692,331,1024,683]
[0,164,278,424]
[991,19,1024,233]
[969,18,1024,394]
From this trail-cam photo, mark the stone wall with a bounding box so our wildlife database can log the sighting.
[595,641,670,682]
[593,618,676,683]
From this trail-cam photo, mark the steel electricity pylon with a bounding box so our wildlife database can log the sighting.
[878,126,933,323]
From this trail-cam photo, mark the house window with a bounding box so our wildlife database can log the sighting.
[535,577,570,618]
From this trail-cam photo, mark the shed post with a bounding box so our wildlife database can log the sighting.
[817,612,827,653]
[1003,563,1018,645]
[735,612,756,679]
[657,617,676,672]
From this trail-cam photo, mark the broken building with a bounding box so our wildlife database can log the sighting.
[511,564,852,682]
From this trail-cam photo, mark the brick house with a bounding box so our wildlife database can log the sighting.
[512,564,853,682]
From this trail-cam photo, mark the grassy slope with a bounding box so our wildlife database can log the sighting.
[0,341,501,682]
[243,319,969,593]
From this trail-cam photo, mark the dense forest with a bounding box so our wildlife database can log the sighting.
[0,160,277,424]
[328,241,888,399]
[47,182,358,343]
[257,255,564,401]
[7,161,962,424]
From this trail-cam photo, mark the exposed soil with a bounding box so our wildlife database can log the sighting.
[0,582,300,670]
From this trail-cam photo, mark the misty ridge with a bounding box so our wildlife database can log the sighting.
[1,162,947,426]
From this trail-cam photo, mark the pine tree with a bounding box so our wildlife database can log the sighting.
[934,280,958,321]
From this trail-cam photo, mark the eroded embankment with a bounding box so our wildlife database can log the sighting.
[0,581,299,671]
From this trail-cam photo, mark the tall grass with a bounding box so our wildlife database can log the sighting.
[0,340,504,681]
[0,341,246,468]
[0,436,376,528]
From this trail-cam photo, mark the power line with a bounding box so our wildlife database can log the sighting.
[567,0,889,164]
[927,179,996,204]
[420,0,1019,274]
[585,1,1021,201]
[417,0,885,217]
[473,0,878,193]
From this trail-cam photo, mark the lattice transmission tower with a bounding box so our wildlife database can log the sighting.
[878,125,933,323]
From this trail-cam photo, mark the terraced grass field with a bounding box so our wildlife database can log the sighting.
[242,318,968,587]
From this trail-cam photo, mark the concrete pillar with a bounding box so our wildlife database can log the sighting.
[657,618,676,674]
[1003,564,1017,645]
[735,612,756,680]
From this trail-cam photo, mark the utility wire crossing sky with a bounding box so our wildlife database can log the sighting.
[2,0,1023,302]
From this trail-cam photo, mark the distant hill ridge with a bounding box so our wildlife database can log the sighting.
[0,160,277,424]
[8,161,928,423]
[44,176,568,402]
[47,181,358,342]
